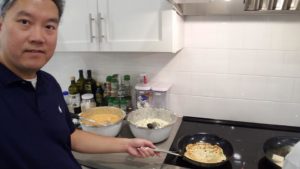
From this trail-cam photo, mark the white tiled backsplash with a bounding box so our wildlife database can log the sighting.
[44,15,300,126]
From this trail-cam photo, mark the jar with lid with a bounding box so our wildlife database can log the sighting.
[81,93,96,112]
[151,82,171,109]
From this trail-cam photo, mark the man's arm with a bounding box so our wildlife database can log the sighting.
[71,129,158,158]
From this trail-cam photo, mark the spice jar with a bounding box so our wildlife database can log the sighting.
[81,93,96,112]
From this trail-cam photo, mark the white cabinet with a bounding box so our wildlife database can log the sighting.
[56,0,100,51]
[56,0,183,53]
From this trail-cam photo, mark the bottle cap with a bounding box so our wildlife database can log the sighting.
[62,91,69,96]
[106,76,112,82]
[81,93,94,100]
[70,76,75,81]
[124,75,130,81]
[139,73,148,84]
[112,74,118,78]
[87,70,92,77]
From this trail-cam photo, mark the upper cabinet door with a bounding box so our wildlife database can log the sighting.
[56,0,100,51]
[98,0,183,53]
[56,0,183,53]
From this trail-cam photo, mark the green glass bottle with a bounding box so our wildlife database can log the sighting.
[84,70,96,94]
[123,75,132,113]
[103,76,112,106]
[95,82,104,106]
[68,76,81,114]
[76,69,85,96]
[111,76,118,97]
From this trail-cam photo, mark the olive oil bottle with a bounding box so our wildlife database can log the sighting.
[95,82,104,106]
[76,69,85,96]
[84,70,96,95]
[68,76,81,114]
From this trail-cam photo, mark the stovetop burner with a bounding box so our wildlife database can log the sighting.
[164,116,300,169]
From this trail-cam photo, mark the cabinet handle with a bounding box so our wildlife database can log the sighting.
[89,13,96,43]
[97,13,104,43]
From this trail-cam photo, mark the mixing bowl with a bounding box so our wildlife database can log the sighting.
[127,108,177,143]
[79,107,126,137]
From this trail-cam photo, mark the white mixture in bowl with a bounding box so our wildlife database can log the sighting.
[135,118,169,128]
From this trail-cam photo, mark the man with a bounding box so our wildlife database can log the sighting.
[0,0,157,168]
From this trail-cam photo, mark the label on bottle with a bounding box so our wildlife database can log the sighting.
[84,84,92,93]
[69,93,80,108]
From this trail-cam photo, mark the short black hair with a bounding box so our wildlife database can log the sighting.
[0,0,65,20]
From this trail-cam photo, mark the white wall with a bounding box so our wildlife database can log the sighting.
[44,15,300,126]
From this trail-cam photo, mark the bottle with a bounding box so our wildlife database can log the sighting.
[123,75,132,110]
[84,70,96,95]
[95,82,104,106]
[68,76,81,114]
[112,99,120,108]
[103,76,112,106]
[120,98,127,112]
[111,76,118,97]
[76,69,85,96]
[80,93,96,112]
[105,75,112,93]
[124,75,131,97]
[117,75,125,99]
[62,91,69,105]
[107,97,114,107]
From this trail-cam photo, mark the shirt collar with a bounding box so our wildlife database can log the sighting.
[0,63,43,87]
[0,63,23,86]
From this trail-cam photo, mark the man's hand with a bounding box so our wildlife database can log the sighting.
[125,138,160,158]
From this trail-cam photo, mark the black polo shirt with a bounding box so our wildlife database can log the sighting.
[0,63,81,169]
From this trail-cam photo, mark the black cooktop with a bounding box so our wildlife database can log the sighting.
[164,116,300,169]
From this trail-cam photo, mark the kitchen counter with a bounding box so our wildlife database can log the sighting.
[73,117,188,169]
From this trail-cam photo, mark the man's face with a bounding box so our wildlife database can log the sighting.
[0,0,59,77]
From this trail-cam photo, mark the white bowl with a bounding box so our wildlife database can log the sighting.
[79,107,126,137]
[127,108,177,143]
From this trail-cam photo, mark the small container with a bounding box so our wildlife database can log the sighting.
[81,93,96,112]
[135,85,152,109]
[151,83,171,109]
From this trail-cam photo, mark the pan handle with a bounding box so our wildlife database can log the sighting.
[153,148,181,157]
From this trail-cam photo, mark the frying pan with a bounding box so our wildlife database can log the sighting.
[263,136,300,168]
[175,133,234,167]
